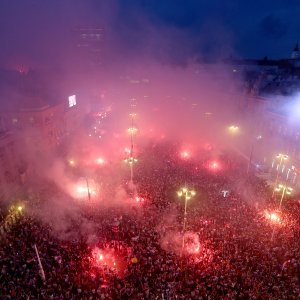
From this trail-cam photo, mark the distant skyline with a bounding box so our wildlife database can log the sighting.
[0,0,300,69]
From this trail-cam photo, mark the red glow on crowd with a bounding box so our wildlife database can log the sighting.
[204,143,212,151]
[180,150,191,159]
[77,186,89,194]
[124,147,131,154]
[126,195,147,206]
[96,157,106,165]
[91,247,117,270]
[135,196,145,203]
[207,160,222,171]
[74,182,97,199]
[264,210,282,225]
[184,232,201,255]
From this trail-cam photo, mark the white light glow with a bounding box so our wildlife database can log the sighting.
[68,95,77,107]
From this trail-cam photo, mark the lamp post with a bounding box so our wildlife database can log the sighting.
[85,177,91,201]
[272,154,288,197]
[128,126,137,155]
[125,156,138,183]
[247,135,262,175]
[129,112,136,124]
[125,112,138,184]
[274,183,292,209]
[177,187,196,256]
[228,125,239,133]
[228,125,239,135]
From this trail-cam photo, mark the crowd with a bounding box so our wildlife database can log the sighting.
[0,141,299,299]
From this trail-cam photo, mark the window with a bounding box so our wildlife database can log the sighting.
[68,95,77,107]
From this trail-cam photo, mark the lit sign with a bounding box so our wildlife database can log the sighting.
[68,95,76,107]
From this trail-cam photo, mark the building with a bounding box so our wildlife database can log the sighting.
[234,43,300,188]
[0,132,18,181]
[74,26,105,67]
[0,97,81,147]
[291,42,300,60]
[0,99,81,190]
[0,69,83,190]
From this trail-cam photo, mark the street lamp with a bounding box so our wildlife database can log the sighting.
[228,125,239,134]
[85,177,91,201]
[128,126,137,155]
[272,153,288,197]
[247,135,262,175]
[177,187,196,256]
[276,153,288,163]
[127,127,137,134]
[129,112,137,119]
[69,159,76,167]
[274,183,292,209]
[124,156,138,183]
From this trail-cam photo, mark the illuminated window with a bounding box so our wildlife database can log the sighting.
[12,118,18,124]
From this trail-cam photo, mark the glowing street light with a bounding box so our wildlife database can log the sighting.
[177,187,196,256]
[129,112,137,119]
[127,127,138,134]
[274,183,292,208]
[276,153,288,163]
[272,153,288,197]
[228,125,239,134]
[96,157,105,165]
[69,159,76,167]
[125,156,138,165]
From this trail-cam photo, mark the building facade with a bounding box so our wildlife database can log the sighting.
[0,96,82,195]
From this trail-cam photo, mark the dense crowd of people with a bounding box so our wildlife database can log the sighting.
[0,141,300,299]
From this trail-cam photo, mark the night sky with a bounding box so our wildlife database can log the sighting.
[0,0,300,68]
